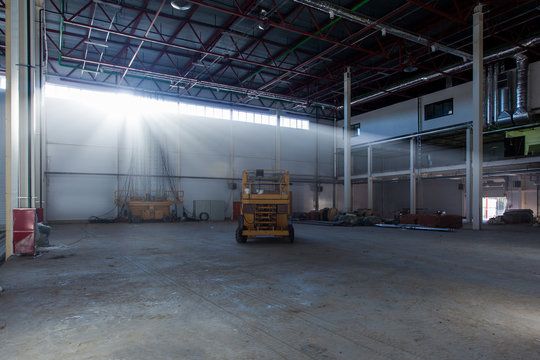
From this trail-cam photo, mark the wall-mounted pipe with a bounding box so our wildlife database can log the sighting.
[486,64,493,126]
[348,36,540,108]
[493,64,499,125]
[497,62,512,126]
[294,0,472,61]
[513,52,529,124]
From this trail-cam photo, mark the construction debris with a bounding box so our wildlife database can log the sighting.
[400,214,463,229]
[375,224,455,232]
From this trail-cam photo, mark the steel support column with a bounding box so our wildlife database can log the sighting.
[5,0,39,260]
[343,67,352,212]
[465,126,472,223]
[367,145,373,210]
[472,5,484,230]
[409,138,416,214]
[275,109,281,170]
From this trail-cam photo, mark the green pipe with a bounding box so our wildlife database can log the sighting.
[59,0,64,61]
[242,0,373,83]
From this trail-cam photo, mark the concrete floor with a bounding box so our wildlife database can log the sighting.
[1,222,539,359]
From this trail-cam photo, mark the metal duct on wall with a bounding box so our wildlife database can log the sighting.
[348,36,540,108]
[513,52,529,124]
[486,64,493,126]
[496,64,513,126]
[493,64,499,127]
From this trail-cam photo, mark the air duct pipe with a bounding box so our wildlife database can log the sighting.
[485,64,493,126]
[347,36,540,108]
[493,64,499,126]
[483,66,488,126]
[513,52,529,124]
[496,62,512,126]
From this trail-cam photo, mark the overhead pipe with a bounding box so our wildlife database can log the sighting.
[293,0,472,61]
[513,52,529,124]
[347,36,540,108]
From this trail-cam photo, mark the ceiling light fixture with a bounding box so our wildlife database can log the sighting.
[171,0,192,11]
[257,8,269,31]
[403,65,418,73]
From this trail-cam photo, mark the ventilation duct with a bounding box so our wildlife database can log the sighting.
[485,64,493,126]
[347,36,540,108]
[493,64,499,127]
[496,65,513,126]
[483,67,488,126]
[513,53,529,124]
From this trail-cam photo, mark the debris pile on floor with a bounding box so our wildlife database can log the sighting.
[488,209,535,225]
[298,208,394,226]
[400,213,463,229]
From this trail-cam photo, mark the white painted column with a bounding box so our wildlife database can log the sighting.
[5,0,39,259]
[472,5,484,230]
[343,68,352,212]
[275,109,281,170]
[367,145,373,210]
[465,127,472,223]
[410,138,417,214]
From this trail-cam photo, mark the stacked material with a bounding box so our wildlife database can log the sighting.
[400,214,463,229]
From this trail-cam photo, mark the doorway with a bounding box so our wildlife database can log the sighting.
[483,197,507,221]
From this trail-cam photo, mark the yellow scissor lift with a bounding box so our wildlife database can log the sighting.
[115,190,184,223]
[236,169,294,243]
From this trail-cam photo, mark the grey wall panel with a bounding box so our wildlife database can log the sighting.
[47,174,117,220]
[422,82,472,131]
[281,160,315,176]
[233,157,275,175]
[352,183,368,209]
[46,98,119,147]
[47,144,117,173]
[318,161,334,177]
[179,117,232,156]
[351,99,418,144]
[281,128,316,161]
[318,185,335,209]
[233,123,276,158]
[373,181,409,217]
[180,153,231,178]
[419,179,463,215]
[290,183,312,212]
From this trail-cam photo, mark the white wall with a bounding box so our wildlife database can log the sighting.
[350,98,418,145]
[45,93,335,221]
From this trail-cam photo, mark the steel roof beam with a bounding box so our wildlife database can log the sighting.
[120,0,167,82]
[64,20,327,81]
[294,0,473,61]
[179,0,388,56]
[59,54,335,108]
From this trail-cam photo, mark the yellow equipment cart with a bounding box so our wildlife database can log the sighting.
[115,190,184,223]
[236,169,294,243]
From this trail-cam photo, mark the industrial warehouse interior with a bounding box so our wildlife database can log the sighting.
[1,0,540,359]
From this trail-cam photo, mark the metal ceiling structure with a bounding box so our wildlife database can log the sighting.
[1,0,539,119]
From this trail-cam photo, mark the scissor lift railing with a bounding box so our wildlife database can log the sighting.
[236,170,294,243]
